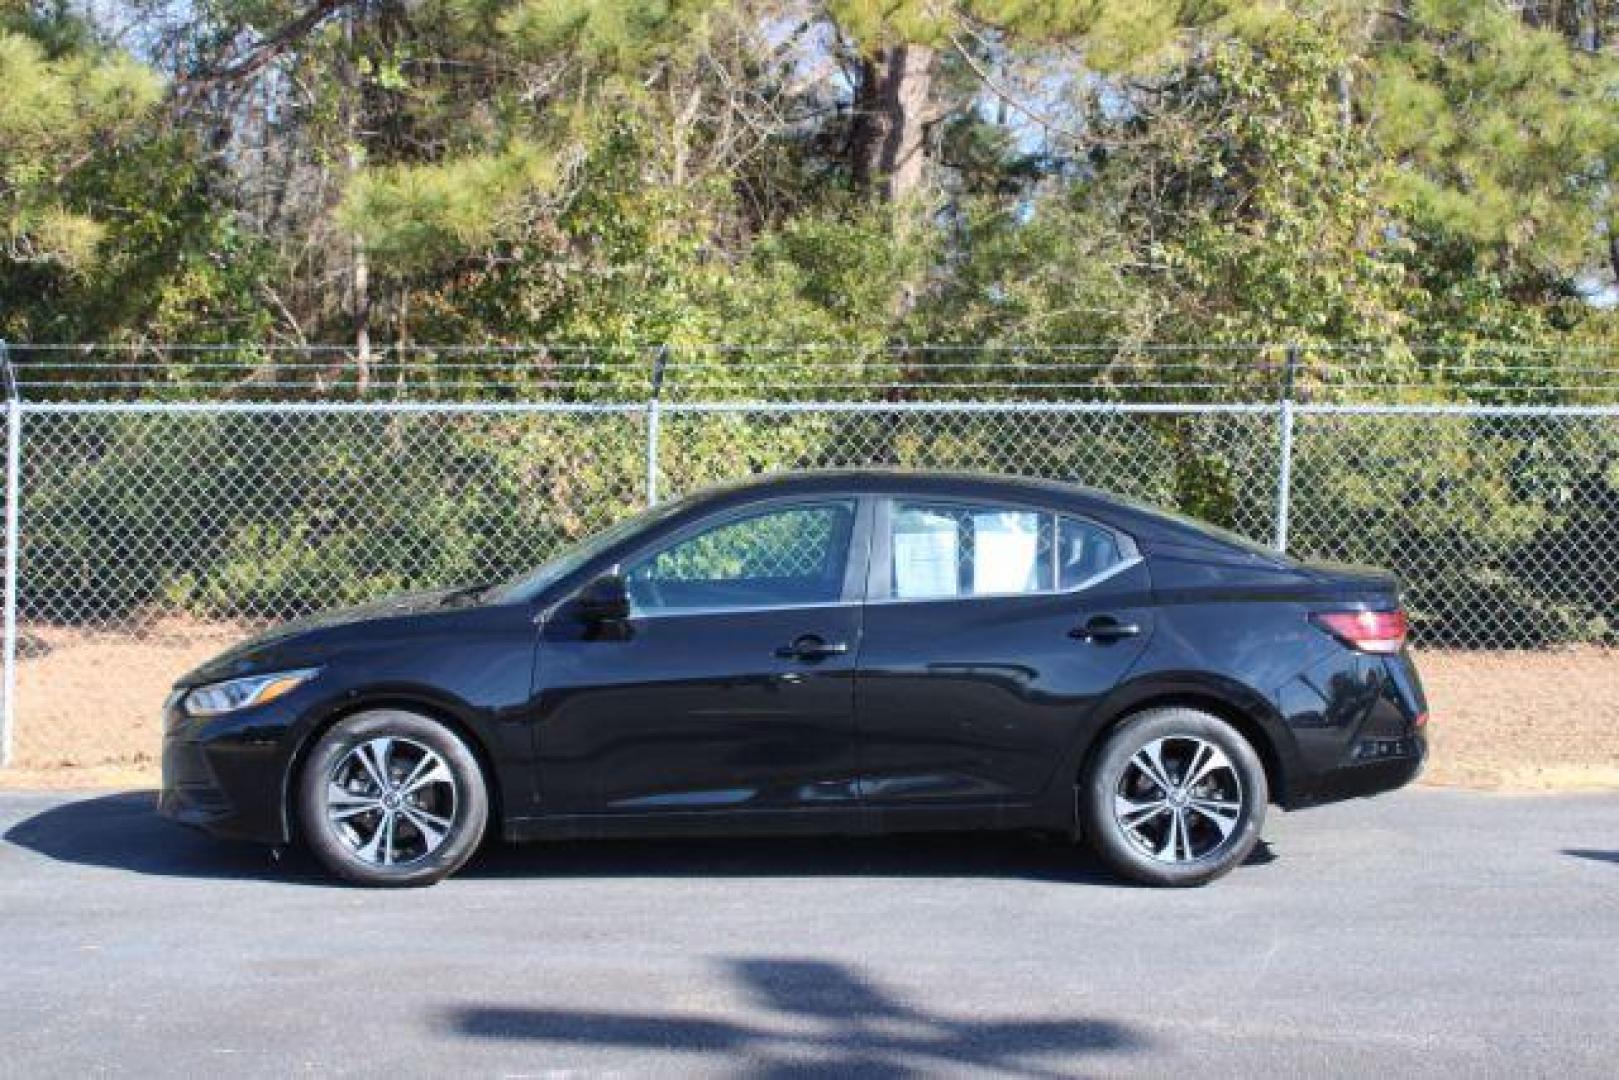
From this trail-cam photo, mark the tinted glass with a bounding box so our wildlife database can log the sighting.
[890,503,1053,599]
[626,501,855,612]
[1058,516,1124,589]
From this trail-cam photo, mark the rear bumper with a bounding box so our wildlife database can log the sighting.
[1276,648,1430,809]
[1295,730,1427,805]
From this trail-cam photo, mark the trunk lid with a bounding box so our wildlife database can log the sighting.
[1298,559,1402,603]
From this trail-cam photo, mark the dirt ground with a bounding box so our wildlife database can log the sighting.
[1,620,1615,792]
[1416,651,1619,792]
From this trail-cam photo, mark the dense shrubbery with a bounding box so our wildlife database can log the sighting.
[1290,414,1619,647]
[21,412,647,622]
[22,403,1616,649]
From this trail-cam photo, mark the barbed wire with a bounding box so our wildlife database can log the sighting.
[3,341,1617,404]
[12,341,1619,354]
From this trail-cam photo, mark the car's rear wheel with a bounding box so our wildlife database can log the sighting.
[297,709,488,887]
[1080,707,1267,887]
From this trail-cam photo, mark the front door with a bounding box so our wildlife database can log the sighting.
[533,498,869,817]
[855,498,1153,806]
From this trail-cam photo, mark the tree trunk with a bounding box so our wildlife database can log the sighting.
[1608,225,1619,293]
[849,43,935,202]
[350,175,371,393]
[343,15,371,393]
[1576,0,1600,51]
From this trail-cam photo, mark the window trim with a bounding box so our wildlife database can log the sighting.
[614,495,872,618]
[866,495,1140,606]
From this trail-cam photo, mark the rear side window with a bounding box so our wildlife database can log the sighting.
[890,503,1053,599]
[888,501,1125,600]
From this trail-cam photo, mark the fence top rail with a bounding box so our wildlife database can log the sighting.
[1292,403,1619,418]
[13,399,1619,418]
[17,400,652,416]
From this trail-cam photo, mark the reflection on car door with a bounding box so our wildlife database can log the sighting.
[533,498,870,818]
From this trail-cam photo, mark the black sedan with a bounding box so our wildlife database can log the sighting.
[160,470,1428,887]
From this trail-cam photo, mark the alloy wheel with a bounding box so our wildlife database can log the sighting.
[1112,735,1245,864]
[324,736,458,867]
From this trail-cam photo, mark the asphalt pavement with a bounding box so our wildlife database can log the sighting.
[1,787,1616,1078]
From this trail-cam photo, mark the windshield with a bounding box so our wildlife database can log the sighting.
[485,495,697,603]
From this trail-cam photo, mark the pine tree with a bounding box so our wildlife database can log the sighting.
[0,1,160,268]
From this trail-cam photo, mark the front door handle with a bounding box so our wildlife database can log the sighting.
[1070,616,1142,643]
[775,635,850,661]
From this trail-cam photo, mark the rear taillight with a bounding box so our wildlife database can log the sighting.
[1312,609,1408,654]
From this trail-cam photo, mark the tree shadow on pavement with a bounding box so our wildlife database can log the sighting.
[444,957,1147,1077]
[5,790,1272,887]
[1564,848,1619,865]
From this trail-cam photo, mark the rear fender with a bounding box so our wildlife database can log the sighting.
[1039,670,1302,825]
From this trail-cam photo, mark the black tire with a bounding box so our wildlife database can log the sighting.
[1080,707,1267,887]
[297,709,489,887]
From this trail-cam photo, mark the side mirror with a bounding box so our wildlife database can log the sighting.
[575,572,631,623]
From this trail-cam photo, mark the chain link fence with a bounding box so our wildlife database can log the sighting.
[1,344,1617,767]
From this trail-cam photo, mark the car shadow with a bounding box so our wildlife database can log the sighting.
[3,791,329,884]
[442,956,1147,1077]
[4,790,1273,887]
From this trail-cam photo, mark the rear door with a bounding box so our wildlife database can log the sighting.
[854,496,1154,806]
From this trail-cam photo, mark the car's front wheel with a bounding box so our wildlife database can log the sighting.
[1080,707,1267,887]
[297,709,489,887]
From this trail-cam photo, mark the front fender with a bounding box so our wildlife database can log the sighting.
[275,680,523,843]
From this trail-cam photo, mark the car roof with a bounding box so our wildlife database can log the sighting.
[691,467,1101,504]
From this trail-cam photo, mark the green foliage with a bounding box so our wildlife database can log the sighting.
[25,411,649,621]
[499,0,719,67]
[1369,0,1619,277]
[0,23,160,268]
[10,0,1613,355]
[341,142,560,271]
[0,5,272,343]
[8,0,1619,649]
[1290,413,1619,646]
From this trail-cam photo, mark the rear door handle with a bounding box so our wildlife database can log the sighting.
[775,635,850,661]
[1070,616,1142,643]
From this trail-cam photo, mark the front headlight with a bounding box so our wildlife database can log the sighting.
[183,668,320,718]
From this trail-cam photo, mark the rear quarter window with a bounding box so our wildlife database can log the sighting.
[1058,516,1124,588]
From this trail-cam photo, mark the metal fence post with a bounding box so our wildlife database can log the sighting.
[645,345,670,506]
[1,342,19,768]
[1273,345,1298,554]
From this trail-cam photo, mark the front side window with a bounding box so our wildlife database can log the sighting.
[888,501,1127,600]
[626,501,855,613]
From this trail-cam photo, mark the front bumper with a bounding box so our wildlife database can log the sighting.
[157,696,303,845]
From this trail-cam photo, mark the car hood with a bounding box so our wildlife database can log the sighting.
[177,584,486,686]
